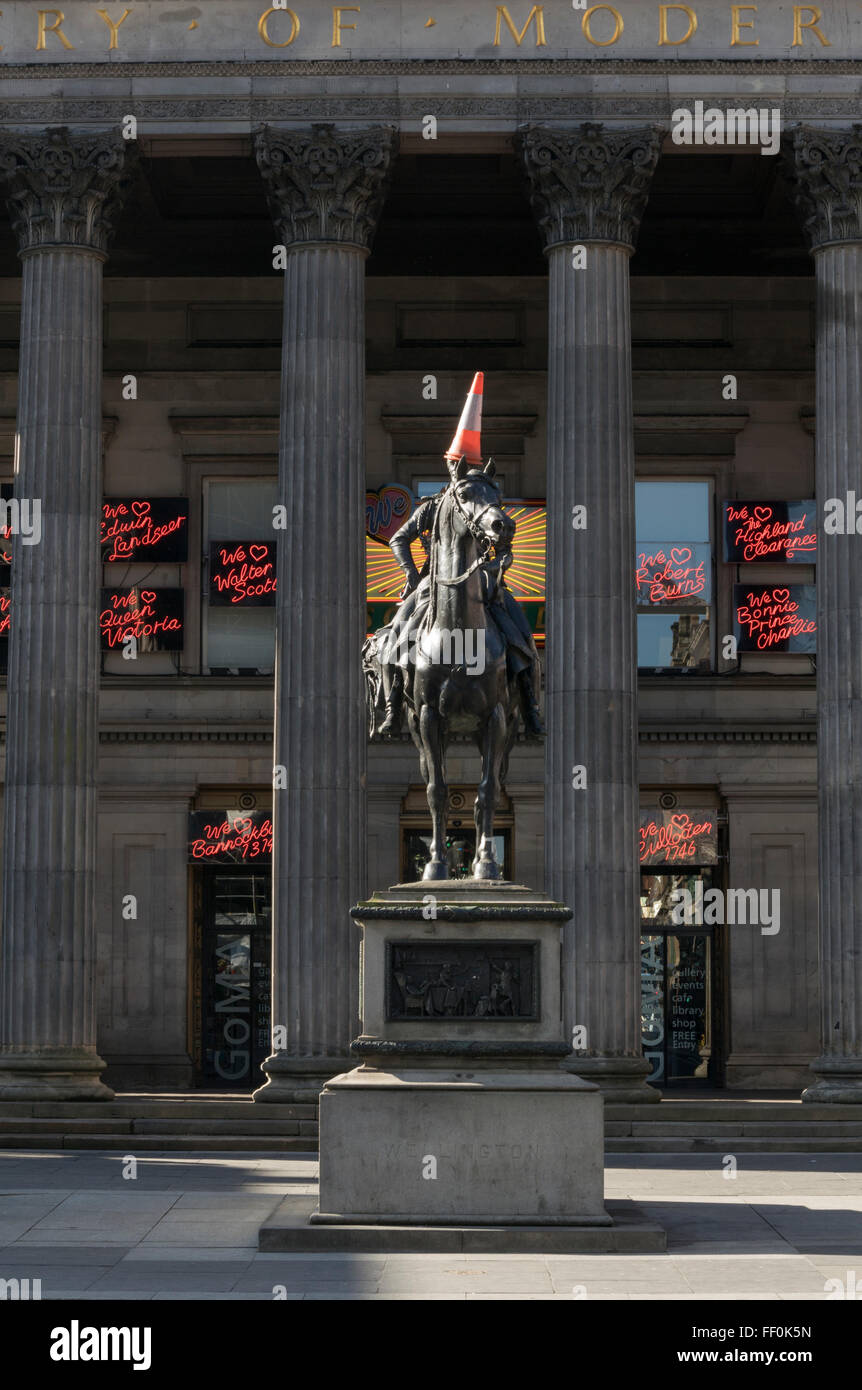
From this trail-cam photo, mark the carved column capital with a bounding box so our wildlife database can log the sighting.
[0,126,135,256]
[516,123,661,252]
[787,125,862,250]
[254,123,397,251]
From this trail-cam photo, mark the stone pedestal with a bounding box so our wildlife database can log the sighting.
[316,880,608,1227]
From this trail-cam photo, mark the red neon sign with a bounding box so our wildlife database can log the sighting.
[639,811,717,865]
[636,545,709,605]
[101,498,189,562]
[188,812,273,862]
[209,542,277,606]
[99,588,184,651]
[724,501,816,563]
[733,585,817,652]
[0,589,8,635]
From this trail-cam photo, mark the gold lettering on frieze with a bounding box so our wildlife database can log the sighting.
[582,4,623,46]
[792,5,829,47]
[658,3,696,45]
[493,4,546,47]
[36,8,74,50]
[96,7,132,51]
[731,4,758,46]
[332,5,360,46]
[258,6,300,47]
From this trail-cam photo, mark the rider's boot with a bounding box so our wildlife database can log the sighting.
[379,669,404,737]
[517,668,545,738]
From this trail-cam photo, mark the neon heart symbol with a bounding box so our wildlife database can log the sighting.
[755,506,772,523]
[366,485,414,544]
[670,546,692,565]
[132,500,150,516]
[140,590,156,603]
[249,544,269,562]
[772,588,790,602]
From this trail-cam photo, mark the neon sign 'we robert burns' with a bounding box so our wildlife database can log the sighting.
[636,546,708,604]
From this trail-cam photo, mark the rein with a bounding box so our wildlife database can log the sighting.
[434,481,497,587]
[420,480,499,642]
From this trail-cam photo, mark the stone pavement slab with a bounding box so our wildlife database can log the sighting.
[0,1150,861,1300]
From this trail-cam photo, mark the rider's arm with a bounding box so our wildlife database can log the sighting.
[390,498,435,592]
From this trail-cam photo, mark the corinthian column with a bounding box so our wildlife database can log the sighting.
[517,123,661,1101]
[0,128,134,1098]
[253,124,396,1102]
[788,127,862,1101]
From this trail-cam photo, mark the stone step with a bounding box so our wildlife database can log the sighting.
[626,1120,862,1138]
[0,1134,317,1152]
[0,1118,132,1134]
[130,1118,318,1136]
[0,1101,317,1120]
[605,1102,862,1122]
[606,1136,862,1153]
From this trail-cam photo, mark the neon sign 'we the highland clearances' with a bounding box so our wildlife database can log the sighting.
[723,501,817,563]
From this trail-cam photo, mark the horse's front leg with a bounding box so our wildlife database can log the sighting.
[420,702,448,881]
[473,703,507,879]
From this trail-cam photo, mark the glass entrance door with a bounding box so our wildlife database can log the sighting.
[640,866,718,1087]
[201,870,271,1088]
[641,931,712,1085]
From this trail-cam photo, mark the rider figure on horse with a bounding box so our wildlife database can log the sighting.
[377,373,545,739]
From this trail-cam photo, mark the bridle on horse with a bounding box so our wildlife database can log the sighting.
[433,477,501,588]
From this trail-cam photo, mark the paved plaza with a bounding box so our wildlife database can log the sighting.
[0,1151,860,1301]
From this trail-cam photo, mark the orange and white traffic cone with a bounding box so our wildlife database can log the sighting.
[444,371,484,466]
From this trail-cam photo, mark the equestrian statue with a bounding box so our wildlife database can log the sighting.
[363,372,544,881]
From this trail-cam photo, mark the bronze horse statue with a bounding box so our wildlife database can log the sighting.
[365,446,543,880]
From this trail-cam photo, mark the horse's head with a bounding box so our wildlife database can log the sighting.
[448,458,512,552]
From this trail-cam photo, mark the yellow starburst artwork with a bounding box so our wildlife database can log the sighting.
[365,503,546,602]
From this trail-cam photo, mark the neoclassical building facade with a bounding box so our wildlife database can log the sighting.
[0,1,859,1103]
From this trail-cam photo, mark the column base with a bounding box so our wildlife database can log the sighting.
[252,1052,354,1104]
[802,1058,862,1104]
[0,1047,114,1101]
[564,1054,661,1104]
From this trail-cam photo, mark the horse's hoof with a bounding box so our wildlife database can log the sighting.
[423,860,448,881]
[472,859,501,880]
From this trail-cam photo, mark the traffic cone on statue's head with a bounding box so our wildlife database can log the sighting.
[444,372,484,466]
